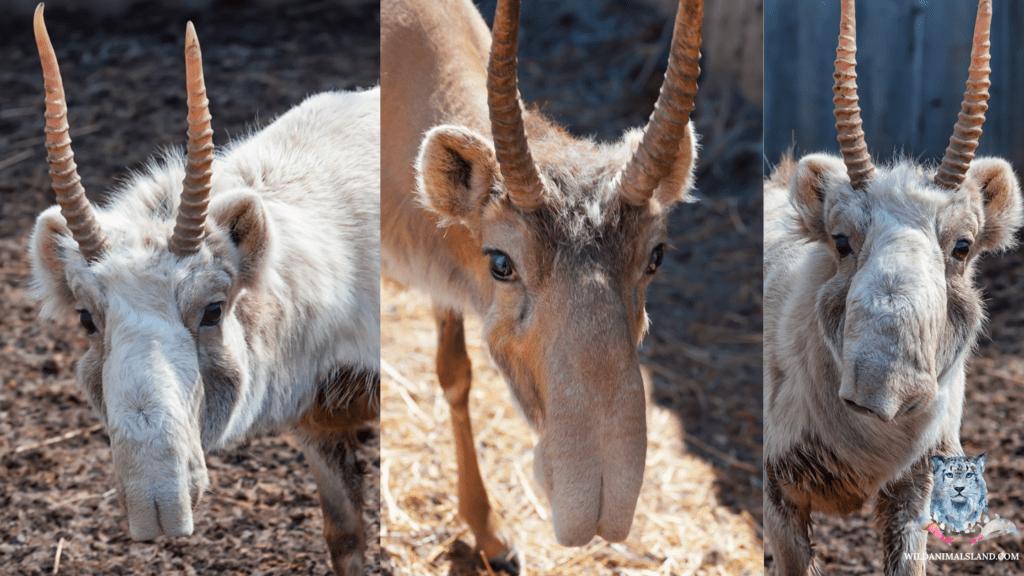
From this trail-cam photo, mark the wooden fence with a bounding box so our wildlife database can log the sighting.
[765,0,1024,170]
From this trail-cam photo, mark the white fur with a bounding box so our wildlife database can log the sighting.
[30,89,380,542]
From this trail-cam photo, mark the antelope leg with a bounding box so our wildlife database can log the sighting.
[434,306,516,571]
[765,463,818,576]
[876,457,931,576]
[298,428,366,576]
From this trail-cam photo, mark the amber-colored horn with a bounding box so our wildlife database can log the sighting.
[34,4,109,263]
[487,0,545,211]
[169,21,214,257]
[619,0,702,206]
[833,0,874,191]
[934,0,992,190]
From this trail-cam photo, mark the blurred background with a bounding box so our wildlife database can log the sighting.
[765,0,1024,169]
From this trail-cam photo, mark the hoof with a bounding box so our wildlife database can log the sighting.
[485,548,520,576]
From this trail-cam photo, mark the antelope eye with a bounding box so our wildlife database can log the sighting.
[200,302,224,327]
[78,310,97,334]
[647,244,666,274]
[485,250,515,281]
[833,234,852,257]
[952,239,971,260]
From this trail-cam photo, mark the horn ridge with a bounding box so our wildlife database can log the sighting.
[833,0,874,191]
[487,0,545,211]
[934,0,992,190]
[33,3,109,263]
[619,0,702,206]
[169,21,215,257]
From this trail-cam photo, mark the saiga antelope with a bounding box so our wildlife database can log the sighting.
[382,0,702,569]
[764,1,1022,574]
[27,6,379,575]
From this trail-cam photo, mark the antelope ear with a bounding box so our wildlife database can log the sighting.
[29,207,79,319]
[415,125,499,227]
[966,158,1023,254]
[210,191,271,289]
[620,121,698,206]
[789,154,848,243]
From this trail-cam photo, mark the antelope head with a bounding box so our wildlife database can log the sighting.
[29,6,275,539]
[787,0,1021,422]
[415,0,701,545]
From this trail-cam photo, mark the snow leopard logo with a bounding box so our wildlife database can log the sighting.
[928,454,989,534]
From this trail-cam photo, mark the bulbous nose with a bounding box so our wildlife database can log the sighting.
[840,396,894,421]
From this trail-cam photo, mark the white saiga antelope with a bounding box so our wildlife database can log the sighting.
[764,1,1021,574]
[382,0,701,569]
[27,7,379,575]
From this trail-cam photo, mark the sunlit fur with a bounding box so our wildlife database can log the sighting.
[764,153,1022,575]
[382,0,697,556]
[30,90,380,574]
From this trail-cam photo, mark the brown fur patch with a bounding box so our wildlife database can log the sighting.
[768,434,870,516]
[299,366,380,434]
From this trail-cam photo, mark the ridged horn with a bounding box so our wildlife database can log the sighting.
[34,3,109,263]
[833,0,874,191]
[619,0,702,206]
[169,21,214,257]
[934,0,992,190]
[487,0,545,211]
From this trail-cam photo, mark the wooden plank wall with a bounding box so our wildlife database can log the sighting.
[765,0,1024,170]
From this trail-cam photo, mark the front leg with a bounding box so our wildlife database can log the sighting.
[876,457,933,576]
[297,368,380,576]
[765,462,818,576]
[433,306,517,574]
[297,426,368,576]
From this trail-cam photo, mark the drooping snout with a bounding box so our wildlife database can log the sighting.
[526,281,647,546]
[838,237,944,422]
[103,306,208,540]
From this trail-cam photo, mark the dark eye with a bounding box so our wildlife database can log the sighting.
[485,250,515,281]
[952,239,971,260]
[200,302,223,327]
[833,234,853,257]
[78,309,97,334]
[647,244,666,275]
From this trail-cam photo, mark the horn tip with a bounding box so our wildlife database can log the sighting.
[186,20,197,44]
[33,3,46,37]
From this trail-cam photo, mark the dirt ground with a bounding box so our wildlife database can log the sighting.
[381,1,763,575]
[0,2,380,574]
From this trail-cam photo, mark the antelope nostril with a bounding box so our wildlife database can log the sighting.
[843,398,874,416]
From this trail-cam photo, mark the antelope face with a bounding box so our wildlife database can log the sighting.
[788,154,1022,422]
[30,189,273,540]
[417,116,696,545]
[27,9,272,540]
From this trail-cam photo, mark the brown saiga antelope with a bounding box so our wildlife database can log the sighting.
[382,0,701,569]
[27,6,379,575]
[764,1,1022,574]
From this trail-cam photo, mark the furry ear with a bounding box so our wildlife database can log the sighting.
[210,191,271,289]
[631,120,698,206]
[415,125,499,226]
[966,158,1024,254]
[789,154,848,243]
[975,453,986,474]
[30,207,79,319]
[931,455,946,474]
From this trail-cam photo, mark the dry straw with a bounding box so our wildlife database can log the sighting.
[381,282,763,575]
